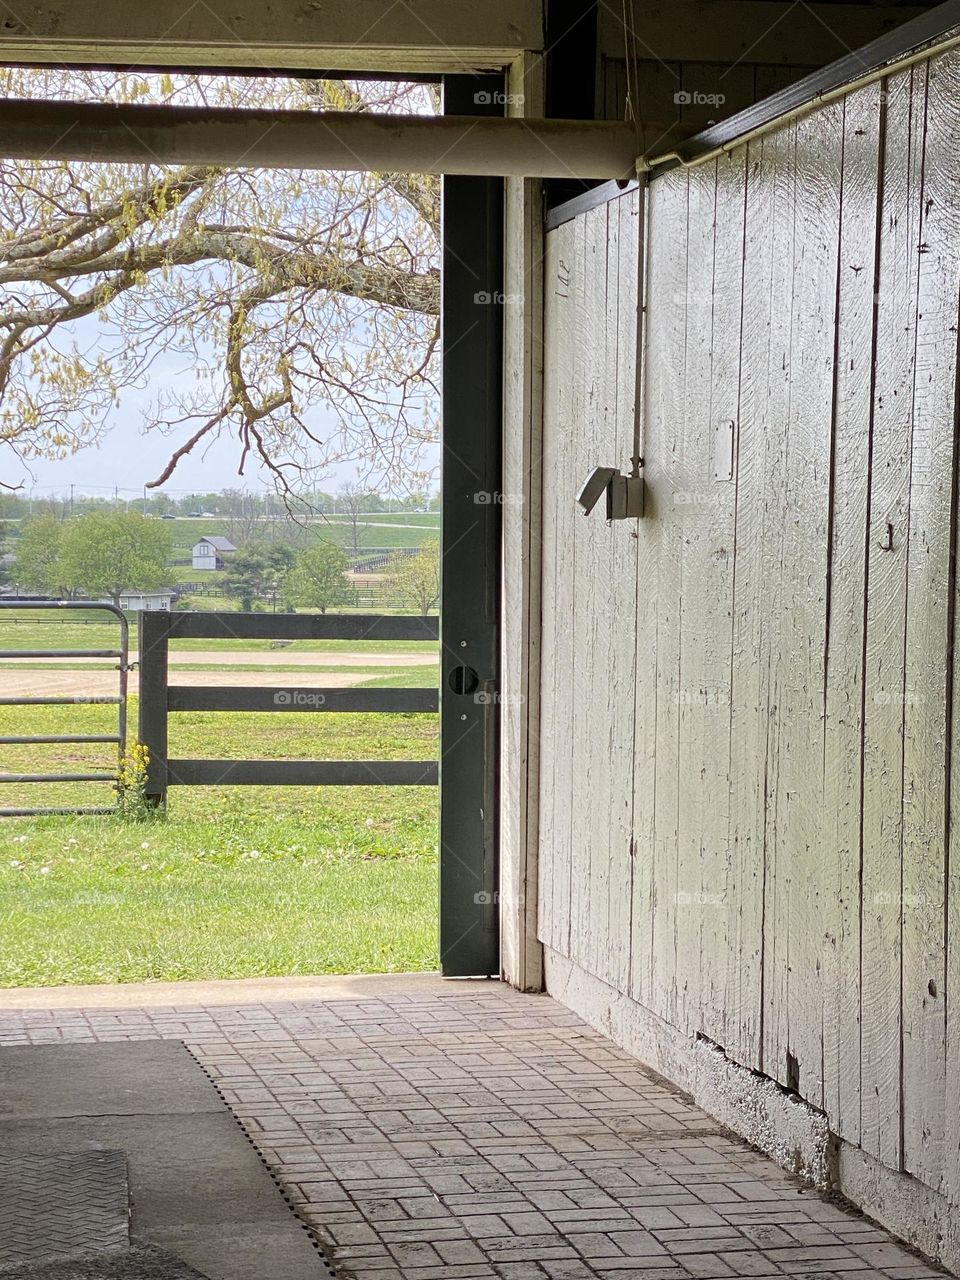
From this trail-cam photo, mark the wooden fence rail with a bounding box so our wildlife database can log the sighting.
[138,611,439,802]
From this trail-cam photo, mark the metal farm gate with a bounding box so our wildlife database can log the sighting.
[0,600,129,817]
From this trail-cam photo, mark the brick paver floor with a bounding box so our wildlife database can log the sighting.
[0,978,949,1280]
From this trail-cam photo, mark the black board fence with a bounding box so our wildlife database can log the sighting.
[138,611,439,803]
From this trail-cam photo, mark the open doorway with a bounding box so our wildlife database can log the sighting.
[0,68,501,987]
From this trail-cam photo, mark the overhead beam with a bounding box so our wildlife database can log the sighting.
[597,0,932,65]
[0,0,542,73]
[0,99,638,179]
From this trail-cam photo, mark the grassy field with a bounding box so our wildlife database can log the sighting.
[0,672,440,986]
[0,612,439,655]
[167,512,440,555]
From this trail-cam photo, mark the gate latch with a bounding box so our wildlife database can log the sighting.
[577,466,645,520]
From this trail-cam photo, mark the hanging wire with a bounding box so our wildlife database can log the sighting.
[620,0,645,144]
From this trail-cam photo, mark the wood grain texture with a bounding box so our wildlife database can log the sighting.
[605,192,642,995]
[706,149,749,1059]
[569,205,606,977]
[630,180,661,1011]
[726,133,774,1073]
[754,117,798,1088]
[538,196,641,984]
[647,169,689,1028]
[499,55,546,993]
[901,48,960,1196]
[860,66,923,1171]
[674,157,741,1045]
[766,102,842,1109]
[537,46,960,1206]
[821,83,883,1148]
[537,222,574,957]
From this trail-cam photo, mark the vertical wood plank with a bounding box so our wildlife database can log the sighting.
[630,180,662,1010]
[674,158,725,1037]
[861,66,924,1169]
[766,102,843,1109]
[605,193,641,994]
[901,50,960,1195]
[821,83,883,1147]
[556,215,586,960]
[698,149,746,1054]
[538,221,576,956]
[726,132,774,1073]
[730,123,800,1079]
[755,117,798,1087]
[647,169,690,1027]
[947,71,960,1196]
[570,205,607,977]
[138,610,170,804]
[500,53,546,992]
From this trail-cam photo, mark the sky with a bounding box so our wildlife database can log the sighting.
[2,71,441,503]
[6,330,439,502]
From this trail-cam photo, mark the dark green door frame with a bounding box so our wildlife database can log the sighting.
[439,75,504,977]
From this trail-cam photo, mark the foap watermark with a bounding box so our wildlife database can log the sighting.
[474,690,525,707]
[474,290,522,306]
[673,490,723,509]
[473,490,523,505]
[273,689,327,708]
[674,89,726,108]
[872,688,926,709]
[474,890,501,904]
[874,890,932,909]
[674,689,729,708]
[675,889,725,907]
[474,90,525,107]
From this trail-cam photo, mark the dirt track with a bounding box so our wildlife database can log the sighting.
[0,667,426,700]
[4,649,436,668]
[174,650,436,666]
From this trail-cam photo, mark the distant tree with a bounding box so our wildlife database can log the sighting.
[12,515,69,596]
[0,519,13,586]
[284,543,348,613]
[401,492,430,511]
[57,510,173,606]
[222,542,295,611]
[337,480,369,559]
[387,538,440,614]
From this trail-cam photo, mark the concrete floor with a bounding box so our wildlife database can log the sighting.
[0,975,951,1280]
[0,1039,327,1280]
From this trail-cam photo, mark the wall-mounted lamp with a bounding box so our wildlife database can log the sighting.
[577,466,645,520]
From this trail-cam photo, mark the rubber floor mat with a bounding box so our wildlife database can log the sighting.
[0,1151,128,1270]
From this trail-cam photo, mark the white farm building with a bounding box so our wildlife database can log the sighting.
[191,536,236,571]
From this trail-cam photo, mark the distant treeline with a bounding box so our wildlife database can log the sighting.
[0,487,440,522]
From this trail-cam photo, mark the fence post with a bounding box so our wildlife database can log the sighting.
[138,610,170,805]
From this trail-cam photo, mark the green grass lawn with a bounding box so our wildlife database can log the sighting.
[0,614,439,655]
[0,698,439,987]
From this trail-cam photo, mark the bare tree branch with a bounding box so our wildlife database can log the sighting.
[0,69,442,491]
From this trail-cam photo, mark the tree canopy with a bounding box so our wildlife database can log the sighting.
[11,515,63,594]
[387,538,440,614]
[13,510,172,604]
[221,542,296,611]
[284,542,349,613]
[0,70,440,494]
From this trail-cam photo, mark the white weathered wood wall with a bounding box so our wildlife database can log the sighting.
[540,45,960,1208]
